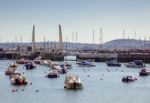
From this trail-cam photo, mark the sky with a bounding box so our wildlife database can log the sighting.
[0,0,150,43]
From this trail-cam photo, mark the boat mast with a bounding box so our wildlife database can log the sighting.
[100,28,103,50]
[43,36,45,51]
[76,31,78,51]
[93,29,95,50]
[54,41,56,61]
[11,41,13,60]
[134,31,136,39]
[65,37,68,64]
[72,32,74,50]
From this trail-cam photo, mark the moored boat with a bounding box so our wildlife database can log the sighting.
[9,63,18,68]
[64,74,83,89]
[5,68,17,75]
[122,76,137,82]
[46,70,59,78]
[106,59,121,67]
[25,61,36,69]
[10,74,28,85]
[139,68,150,76]
[60,63,72,69]
[77,61,96,67]
[125,60,146,68]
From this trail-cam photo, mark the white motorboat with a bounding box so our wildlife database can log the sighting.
[125,60,146,68]
[64,74,83,89]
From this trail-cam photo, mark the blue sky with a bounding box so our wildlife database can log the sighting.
[0,0,150,43]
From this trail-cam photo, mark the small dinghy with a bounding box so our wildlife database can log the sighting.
[139,68,150,76]
[122,76,137,83]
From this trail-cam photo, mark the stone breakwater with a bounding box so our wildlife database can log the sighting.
[77,53,150,63]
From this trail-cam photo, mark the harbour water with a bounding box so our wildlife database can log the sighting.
[0,60,150,103]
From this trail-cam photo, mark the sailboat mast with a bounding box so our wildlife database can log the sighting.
[76,32,78,51]
[65,37,68,63]
[100,28,103,50]
[93,29,95,50]
[54,41,56,61]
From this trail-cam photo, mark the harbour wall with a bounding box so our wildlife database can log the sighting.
[0,52,64,61]
[77,53,150,63]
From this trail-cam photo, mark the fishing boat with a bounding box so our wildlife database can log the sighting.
[125,60,146,68]
[106,59,121,67]
[139,68,150,76]
[46,70,59,78]
[25,61,36,69]
[64,74,83,89]
[10,74,28,85]
[9,63,18,68]
[122,76,137,82]
[77,61,96,67]
[5,68,17,75]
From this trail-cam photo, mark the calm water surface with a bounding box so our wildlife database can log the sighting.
[0,60,150,103]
